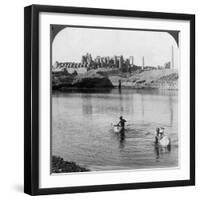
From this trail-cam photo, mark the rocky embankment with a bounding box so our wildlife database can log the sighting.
[109,69,178,90]
[52,70,113,90]
[52,156,90,173]
[72,71,113,88]
[52,69,178,91]
[52,72,74,90]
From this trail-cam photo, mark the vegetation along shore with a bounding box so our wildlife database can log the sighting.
[52,156,90,173]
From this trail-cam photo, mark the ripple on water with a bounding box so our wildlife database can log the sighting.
[52,89,178,171]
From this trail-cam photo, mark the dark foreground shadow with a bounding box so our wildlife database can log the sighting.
[53,88,113,94]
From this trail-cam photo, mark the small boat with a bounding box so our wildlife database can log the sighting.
[159,135,171,147]
[113,124,122,133]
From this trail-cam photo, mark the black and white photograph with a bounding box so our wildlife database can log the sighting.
[23,4,195,195]
[0,0,198,198]
[51,25,179,173]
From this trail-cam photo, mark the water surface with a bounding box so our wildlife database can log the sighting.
[52,89,178,171]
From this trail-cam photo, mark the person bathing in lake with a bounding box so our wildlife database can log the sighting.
[155,127,165,144]
[159,128,165,139]
[118,116,127,130]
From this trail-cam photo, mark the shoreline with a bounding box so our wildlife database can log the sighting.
[52,69,178,91]
[52,86,178,92]
[52,156,90,173]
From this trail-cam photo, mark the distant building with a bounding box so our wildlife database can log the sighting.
[119,56,123,69]
[164,61,171,69]
[55,61,59,68]
[86,53,92,64]
[129,56,134,65]
[114,56,117,66]
[142,56,145,70]
[81,55,86,64]
[54,52,160,74]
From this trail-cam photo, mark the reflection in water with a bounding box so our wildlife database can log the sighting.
[155,145,171,160]
[81,93,93,117]
[169,95,173,126]
[141,94,144,122]
[117,129,126,150]
[119,89,123,115]
[52,88,178,171]
[118,87,122,94]
[112,131,126,150]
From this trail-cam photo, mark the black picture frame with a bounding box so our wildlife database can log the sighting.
[24,4,195,196]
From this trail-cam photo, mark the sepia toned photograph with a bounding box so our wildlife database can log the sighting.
[51,25,179,173]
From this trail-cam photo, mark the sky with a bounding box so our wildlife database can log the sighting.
[52,27,179,68]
